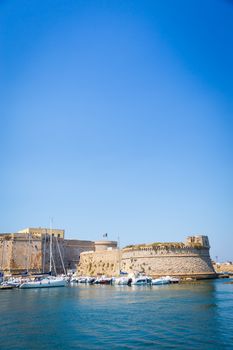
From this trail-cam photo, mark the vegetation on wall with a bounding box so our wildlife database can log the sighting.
[123,242,186,250]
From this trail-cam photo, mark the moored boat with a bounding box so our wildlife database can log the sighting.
[151,277,170,285]
[114,277,131,285]
[0,283,14,290]
[131,276,152,285]
[151,276,180,285]
[93,276,113,285]
[5,277,21,288]
[166,276,180,283]
[19,276,67,289]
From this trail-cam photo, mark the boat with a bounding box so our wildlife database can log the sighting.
[151,277,171,285]
[131,276,152,285]
[4,277,21,288]
[19,276,67,289]
[0,271,4,284]
[151,276,180,285]
[114,277,130,285]
[19,221,69,289]
[0,283,14,290]
[166,276,180,283]
[93,276,113,285]
[78,276,90,283]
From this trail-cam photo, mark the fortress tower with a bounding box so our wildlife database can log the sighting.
[78,235,217,279]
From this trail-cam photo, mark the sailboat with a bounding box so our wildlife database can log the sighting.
[19,223,67,289]
[19,275,67,289]
[0,239,5,284]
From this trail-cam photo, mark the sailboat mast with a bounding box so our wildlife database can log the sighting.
[26,233,31,273]
[56,236,66,275]
[117,235,121,276]
[42,231,46,273]
[1,239,5,270]
[49,218,53,272]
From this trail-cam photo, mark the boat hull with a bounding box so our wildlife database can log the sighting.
[19,279,67,289]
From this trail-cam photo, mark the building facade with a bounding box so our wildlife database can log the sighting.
[0,228,94,274]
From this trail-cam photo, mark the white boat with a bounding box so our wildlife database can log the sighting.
[0,283,14,290]
[93,276,113,284]
[70,276,79,283]
[131,276,152,285]
[19,276,67,289]
[151,277,171,285]
[78,276,90,283]
[5,277,21,288]
[166,276,180,283]
[114,277,130,285]
[151,276,180,285]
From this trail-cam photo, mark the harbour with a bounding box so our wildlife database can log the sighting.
[0,279,233,349]
[1,1,233,349]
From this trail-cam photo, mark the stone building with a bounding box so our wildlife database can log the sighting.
[0,228,217,279]
[78,235,217,279]
[78,240,119,276]
[0,227,94,274]
[18,227,65,238]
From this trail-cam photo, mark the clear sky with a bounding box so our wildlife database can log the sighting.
[1,0,232,261]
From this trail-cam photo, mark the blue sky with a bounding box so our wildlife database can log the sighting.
[1,0,232,261]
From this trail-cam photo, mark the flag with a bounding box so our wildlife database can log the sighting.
[103,233,108,238]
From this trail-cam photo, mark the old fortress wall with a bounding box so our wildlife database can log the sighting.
[78,249,120,277]
[0,227,216,279]
[78,235,217,279]
[0,233,43,273]
[0,228,94,274]
[121,246,215,277]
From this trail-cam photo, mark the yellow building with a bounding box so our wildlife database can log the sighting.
[18,227,65,238]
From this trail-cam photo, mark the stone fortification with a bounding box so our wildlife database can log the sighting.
[63,239,95,270]
[94,240,117,251]
[78,250,120,276]
[0,228,217,279]
[0,233,43,273]
[78,240,119,276]
[78,235,217,279]
[18,227,65,238]
[0,229,94,274]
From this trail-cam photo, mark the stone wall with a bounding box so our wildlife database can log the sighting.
[121,246,216,278]
[0,231,217,279]
[0,233,94,274]
[18,227,65,238]
[213,263,233,274]
[94,240,117,251]
[77,236,217,279]
[0,233,42,273]
[78,249,120,276]
[0,234,13,271]
[63,239,95,270]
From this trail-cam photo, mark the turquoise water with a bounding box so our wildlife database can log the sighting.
[0,279,233,349]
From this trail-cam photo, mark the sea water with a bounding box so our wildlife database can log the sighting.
[0,279,233,349]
